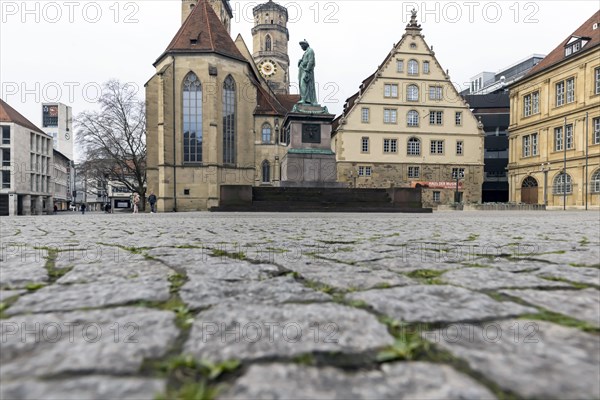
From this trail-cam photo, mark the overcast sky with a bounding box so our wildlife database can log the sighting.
[1,0,598,130]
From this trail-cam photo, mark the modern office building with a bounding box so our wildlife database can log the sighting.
[462,55,545,202]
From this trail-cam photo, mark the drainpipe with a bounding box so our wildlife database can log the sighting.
[585,112,589,210]
[172,57,178,212]
[563,117,567,210]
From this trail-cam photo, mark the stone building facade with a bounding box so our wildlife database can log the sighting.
[332,12,485,207]
[0,99,53,216]
[507,11,600,209]
[146,0,297,212]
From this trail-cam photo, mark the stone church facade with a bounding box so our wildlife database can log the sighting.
[146,0,298,212]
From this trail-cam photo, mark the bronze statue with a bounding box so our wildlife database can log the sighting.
[297,40,318,105]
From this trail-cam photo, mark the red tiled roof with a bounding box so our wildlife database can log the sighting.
[156,0,246,64]
[525,11,599,78]
[0,98,46,134]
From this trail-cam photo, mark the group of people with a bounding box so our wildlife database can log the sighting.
[73,192,158,215]
[131,192,157,214]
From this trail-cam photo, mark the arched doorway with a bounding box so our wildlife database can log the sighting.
[521,176,538,204]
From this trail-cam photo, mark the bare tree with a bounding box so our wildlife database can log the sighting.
[76,80,147,208]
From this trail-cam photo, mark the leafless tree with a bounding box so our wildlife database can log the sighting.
[76,80,147,208]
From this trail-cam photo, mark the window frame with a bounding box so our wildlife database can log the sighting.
[407,85,419,101]
[384,84,399,98]
[430,140,444,155]
[407,166,420,179]
[407,137,421,156]
[407,110,419,127]
[361,108,370,123]
[455,112,462,126]
[361,137,369,153]
[556,81,565,107]
[383,108,398,124]
[456,140,464,156]
[566,77,575,103]
[408,59,419,75]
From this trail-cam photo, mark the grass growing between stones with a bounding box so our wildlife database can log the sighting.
[151,356,241,400]
[210,249,246,261]
[539,276,596,290]
[43,249,73,283]
[519,310,599,334]
[377,317,523,400]
[569,262,600,269]
[406,269,445,285]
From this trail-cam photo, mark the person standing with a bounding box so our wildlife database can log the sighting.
[80,203,86,215]
[148,191,157,214]
[132,193,140,214]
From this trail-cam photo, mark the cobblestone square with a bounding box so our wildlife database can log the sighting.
[1,211,599,399]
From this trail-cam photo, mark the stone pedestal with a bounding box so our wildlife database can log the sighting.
[280,110,344,188]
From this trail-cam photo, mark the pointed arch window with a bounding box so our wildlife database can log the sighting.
[262,123,272,144]
[183,72,202,163]
[265,35,272,51]
[223,76,236,164]
[553,172,572,195]
[262,160,271,183]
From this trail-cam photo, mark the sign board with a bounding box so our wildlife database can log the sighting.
[411,181,463,189]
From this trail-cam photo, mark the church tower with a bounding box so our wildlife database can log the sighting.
[252,1,290,94]
[182,0,232,33]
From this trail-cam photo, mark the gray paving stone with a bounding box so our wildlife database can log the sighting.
[533,265,600,286]
[0,307,179,380]
[441,267,572,290]
[56,260,175,284]
[6,279,170,315]
[222,362,496,399]
[0,248,48,289]
[347,285,535,323]
[0,376,166,400]
[501,288,600,326]
[185,302,394,362]
[180,275,330,309]
[427,320,600,399]
[284,259,415,290]
[0,289,25,302]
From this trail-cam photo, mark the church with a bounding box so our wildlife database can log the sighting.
[146,0,298,212]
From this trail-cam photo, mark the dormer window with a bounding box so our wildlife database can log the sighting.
[564,36,589,56]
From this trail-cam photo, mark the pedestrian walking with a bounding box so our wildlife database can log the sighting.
[132,193,140,214]
[80,203,87,215]
[53,204,58,215]
[148,191,157,213]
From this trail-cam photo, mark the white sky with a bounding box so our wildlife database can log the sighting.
[1,0,598,129]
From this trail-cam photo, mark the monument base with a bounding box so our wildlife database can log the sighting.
[291,103,329,114]
[281,112,338,186]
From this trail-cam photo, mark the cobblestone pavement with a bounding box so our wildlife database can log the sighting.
[1,211,599,400]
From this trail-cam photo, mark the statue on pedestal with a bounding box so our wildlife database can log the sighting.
[294,40,328,114]
[298,40,317,105]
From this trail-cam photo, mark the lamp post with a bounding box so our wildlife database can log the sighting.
[454,169,464,204]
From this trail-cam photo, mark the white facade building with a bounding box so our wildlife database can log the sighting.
[42,103,74,161]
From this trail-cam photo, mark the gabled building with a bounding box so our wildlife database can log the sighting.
[507,11,600,208]
[332,11,485,206]
[146,0,298,212]
[0,99,53,216]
